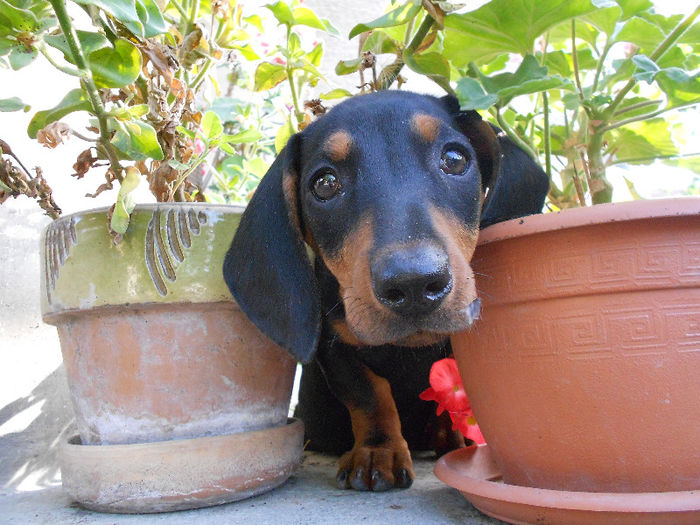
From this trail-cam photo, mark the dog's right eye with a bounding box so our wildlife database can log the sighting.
[311,170,342,201]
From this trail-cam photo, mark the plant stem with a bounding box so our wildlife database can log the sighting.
[37,42,81,76]
[542,91,552,182]
[169,0,189,20]
[587,128,613,203]
[188,0,199,30]
[603,101,698,132]
[190,59,211,90]
[376,14,434,90]
[591,39,611,93]
[493,107,539,161]
[284,26,302,124]
[608,5,700,115]
[571,19,594,121]
[48,0,124,181]
[613,99,661,116]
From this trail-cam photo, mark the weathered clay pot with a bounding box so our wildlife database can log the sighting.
[40,204,302,511]
[61,419,304,513]
[450,198,700,494]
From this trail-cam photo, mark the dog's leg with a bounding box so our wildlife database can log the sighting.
[317,343,414,491]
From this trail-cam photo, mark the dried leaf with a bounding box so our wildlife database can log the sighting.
[72,148,99,179]
[37,122,70,148]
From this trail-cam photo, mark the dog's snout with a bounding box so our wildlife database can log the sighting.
[371,246,452,316]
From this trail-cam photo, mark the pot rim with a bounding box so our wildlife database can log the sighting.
[435,446,700,513]
[51,202,246,223]
[479,197,700,246]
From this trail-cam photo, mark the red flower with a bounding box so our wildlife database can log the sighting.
[420,358,485,445]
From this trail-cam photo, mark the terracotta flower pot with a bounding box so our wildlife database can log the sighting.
[449,198,700,494]
[41,204,302,512]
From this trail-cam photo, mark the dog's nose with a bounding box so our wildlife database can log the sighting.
[371,246,452,317]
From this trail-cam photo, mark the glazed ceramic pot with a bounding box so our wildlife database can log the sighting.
[450,198,700,494]
[40,204,302,511]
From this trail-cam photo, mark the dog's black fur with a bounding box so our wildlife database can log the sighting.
[223,91,548,491]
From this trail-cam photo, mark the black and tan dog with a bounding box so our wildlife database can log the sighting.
[223,91,548,491]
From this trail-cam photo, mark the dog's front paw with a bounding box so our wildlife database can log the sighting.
[336,440,414,491]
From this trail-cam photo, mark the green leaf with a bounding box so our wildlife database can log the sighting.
[224,128,263,143]
[74,0,144,37]
[266,1,294,27]
[404,51,451,91]
[321,18,340,37]
[0,0,39,32]
[349,2,422,40]
[615,16,665,53]
[608,118,678,165]
[127,104,149,119]
[0,96,29,112]
[361,30,400,55]
[320,88,353,100]
[27,89,92,139]
[581,5,621,37]
[201,110,223,141]
[244,14,264,33]
[45,31,110,64]
[614,0,653,20]
[306,42,323,67]
[632,54,659,83]
[481,54,509,74]
[136,0,168,37]
[455,77,499,110]
[335,57,362,76]
[110,166,140,234]
[655,69,700,107]
[444,0,596,67]
[254,61,287,91]
[176,124,196,139]
[111,120,164,160]
[623,176,643,200]
[292,6,326,30]
[275,117,295,154]
[233,43,259,61]
[632,55,700,106]
[476,54,573,106]
[8,44,37,70]
[88,38,141,88]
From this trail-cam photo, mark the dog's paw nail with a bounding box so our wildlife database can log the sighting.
[336,469,349,489]
[370,470,392,492]
[395,468,413,489]
[350,467,369,491]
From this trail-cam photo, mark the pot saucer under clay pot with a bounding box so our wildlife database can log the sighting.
[60,418,304,513]
[435,445,700,525]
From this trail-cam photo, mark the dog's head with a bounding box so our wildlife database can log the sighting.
[223,91,548,362]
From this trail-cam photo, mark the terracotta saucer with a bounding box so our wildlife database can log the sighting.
[60,418,304,513]
[434,445,700,525]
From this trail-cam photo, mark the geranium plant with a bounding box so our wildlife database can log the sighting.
[337,0,699,207]
[0,0,336,233]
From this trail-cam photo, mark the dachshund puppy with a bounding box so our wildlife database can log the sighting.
[223,91,548,491]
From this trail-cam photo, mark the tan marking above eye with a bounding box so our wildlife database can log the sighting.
[411,113,440,143]
[324,130,353,162]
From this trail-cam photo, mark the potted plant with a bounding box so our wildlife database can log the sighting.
[0,0,336,513]
[333,0,698,520]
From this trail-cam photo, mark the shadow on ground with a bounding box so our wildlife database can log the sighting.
[0,365,75,493]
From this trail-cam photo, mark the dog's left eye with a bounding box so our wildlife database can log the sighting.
[440,148,470,175]
[311,170,342,201]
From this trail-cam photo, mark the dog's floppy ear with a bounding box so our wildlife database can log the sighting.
[480,124,550,227]
[223,134,320,363]
[441,95,549,228]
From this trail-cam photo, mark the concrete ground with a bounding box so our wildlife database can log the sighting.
[0,199,504,524]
